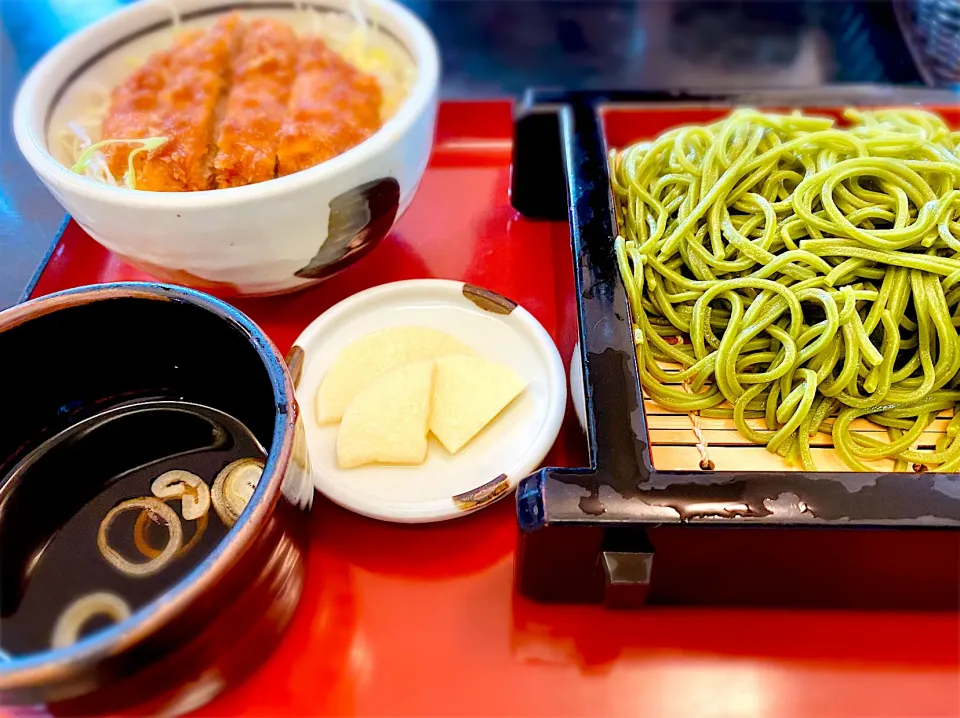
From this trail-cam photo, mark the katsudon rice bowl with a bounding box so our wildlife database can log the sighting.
[13,0,439,296]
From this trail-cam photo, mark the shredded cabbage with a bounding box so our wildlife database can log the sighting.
[299,0,414,119]
[72,136,168,189]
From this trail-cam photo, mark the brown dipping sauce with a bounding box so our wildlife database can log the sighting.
[0,400,266,656]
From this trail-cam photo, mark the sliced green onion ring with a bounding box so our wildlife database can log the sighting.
[51,591,132,649]
[151,469,211,521]
[135,504,208,560]
[98,497,182,577]
[212,458,264,527]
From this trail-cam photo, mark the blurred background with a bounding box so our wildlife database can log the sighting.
[0,0,958,307]
[7,0,960,94]
[3,0,955,95]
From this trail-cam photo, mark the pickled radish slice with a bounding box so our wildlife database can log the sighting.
[337,360,435,468]
[429,355,527,454]
[315,326,472,424]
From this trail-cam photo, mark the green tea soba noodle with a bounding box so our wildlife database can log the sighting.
[611,108,960,472]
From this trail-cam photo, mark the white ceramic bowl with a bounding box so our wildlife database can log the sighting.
[13,0,439,296]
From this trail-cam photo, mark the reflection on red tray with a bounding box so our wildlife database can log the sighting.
[601,103,960,148]
[18,101,960,718]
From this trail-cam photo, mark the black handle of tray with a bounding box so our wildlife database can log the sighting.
[512,91,656,524]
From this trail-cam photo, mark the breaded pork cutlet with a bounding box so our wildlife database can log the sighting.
[99,16,386,190]
[101,13,245,191]
[99,45,174,185]
[214,19,297,188]
[276,37,382,177]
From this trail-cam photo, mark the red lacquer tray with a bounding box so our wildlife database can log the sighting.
[17,101,960,717]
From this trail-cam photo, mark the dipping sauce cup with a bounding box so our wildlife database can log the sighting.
[0,282,313,715]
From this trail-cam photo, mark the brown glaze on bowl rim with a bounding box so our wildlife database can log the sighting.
[0,281,297,693]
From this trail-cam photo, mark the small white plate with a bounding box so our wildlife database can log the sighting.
[570,340,588,433]
[290,279,567,523]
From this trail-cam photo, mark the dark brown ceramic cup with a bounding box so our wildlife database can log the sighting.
[0,282,313,715]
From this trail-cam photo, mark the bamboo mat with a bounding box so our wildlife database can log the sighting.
[642,363,950,473]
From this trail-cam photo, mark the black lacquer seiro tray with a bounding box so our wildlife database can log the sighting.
[512,86,960,609]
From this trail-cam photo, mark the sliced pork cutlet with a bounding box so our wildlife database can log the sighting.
[154,12,246,191]
[101,14,245,192]
[276,37,383,177]
[100,41,179,186]
[213,19,297,188]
